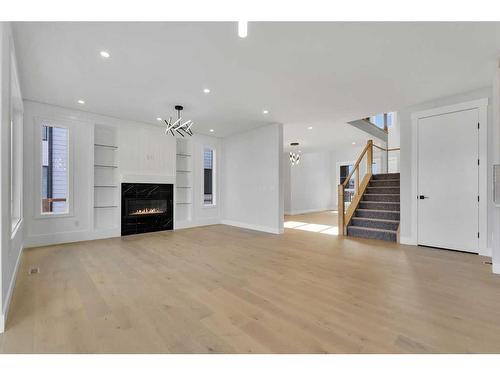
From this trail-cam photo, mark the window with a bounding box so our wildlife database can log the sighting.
[369,112,394,130]
[369,114,385,129]
[41,124,69,214]
[203,148,215,205]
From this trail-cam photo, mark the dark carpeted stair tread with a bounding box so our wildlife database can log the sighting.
[369,179,400,183]
[366,187,400,194]
[350,217,400,230]
[354,209,400,220]
[356,208,400,214]
[361,201,400,205]
[358,201,400,211]
[363,193,400,202]
[347,225,397,233]
[347,226,397,242]
[371,173,400,180]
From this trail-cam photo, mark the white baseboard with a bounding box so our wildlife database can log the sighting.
[1,241,23,333]
[175,217,221,230]
[400,236,417,245]
[25,217,223,248]
[24,228,121,248]
[221,220,283,234]
[493,262,500,275]
[479,247,492,257]
[285,207,337,216]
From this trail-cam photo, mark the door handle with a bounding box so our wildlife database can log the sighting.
[418,195,429,199]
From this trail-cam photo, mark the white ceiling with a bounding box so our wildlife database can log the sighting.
[12,22,500,150]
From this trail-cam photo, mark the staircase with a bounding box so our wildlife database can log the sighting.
[346,173,400,242]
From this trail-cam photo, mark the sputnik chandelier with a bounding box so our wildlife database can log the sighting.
[289,142,301,166]
[163,105,194,137]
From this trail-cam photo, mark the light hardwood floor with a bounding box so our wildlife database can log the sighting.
[1,211,500,353]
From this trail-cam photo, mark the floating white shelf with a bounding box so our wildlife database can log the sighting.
[94,125,119,231]
[175,138,193,224]
[95,164,118,168]
[94,143,118,149]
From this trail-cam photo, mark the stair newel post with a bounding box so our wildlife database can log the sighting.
[338,184,345,235]
[367,140,373,174]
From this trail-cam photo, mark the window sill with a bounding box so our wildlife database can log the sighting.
[35,212,74,220]
[202,204,217,209]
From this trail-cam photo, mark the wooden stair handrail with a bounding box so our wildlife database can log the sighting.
[341,140,373,188]
[372,144,400,152]
[338,139,374,235]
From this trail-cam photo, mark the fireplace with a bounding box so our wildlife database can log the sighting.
[121,183,173,236]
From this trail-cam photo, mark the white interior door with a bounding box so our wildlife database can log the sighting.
[417,108,479,253]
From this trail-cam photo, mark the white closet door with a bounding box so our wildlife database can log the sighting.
[417,108,479,253]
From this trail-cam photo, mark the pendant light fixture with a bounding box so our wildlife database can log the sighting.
[163,105,194,137]
[289,142,301,166]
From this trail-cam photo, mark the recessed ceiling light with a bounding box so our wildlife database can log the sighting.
[263,109,269,114]
[77,99,85,104]
[156,117,162,121]
[352,142,356,145]
[203,88,211,94]
[238,21,248,38]
[307,126,313,130]
[100,51,110,58]
[210,129,214,132]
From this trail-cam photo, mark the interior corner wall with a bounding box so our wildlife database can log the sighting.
[0,22,24,332]
[398,87,494,254]
[221,123,284,234]
[491,67,500,274]
[283,153,292,214]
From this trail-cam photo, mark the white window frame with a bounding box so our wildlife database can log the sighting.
[202,147,216,207]
[34,117,74,219]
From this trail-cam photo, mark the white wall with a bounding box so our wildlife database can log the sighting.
[23,100,222,247]
[283,145,366,215]
[283,145,364,215]
[0,22,24,333]
[285,151,333,215]
[221,123,284,234]
[398,87,494,256]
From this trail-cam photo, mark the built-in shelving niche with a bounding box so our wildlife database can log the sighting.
[93,125,119,230]
[175,138,193,225]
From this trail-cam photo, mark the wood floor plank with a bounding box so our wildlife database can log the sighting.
[2,211,500,353]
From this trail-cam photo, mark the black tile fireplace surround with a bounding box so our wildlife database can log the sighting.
[121,183,173,236]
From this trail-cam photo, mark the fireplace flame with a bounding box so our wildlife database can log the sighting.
[130,208,164,216]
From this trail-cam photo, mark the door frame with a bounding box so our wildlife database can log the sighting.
[410,98,489,255]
